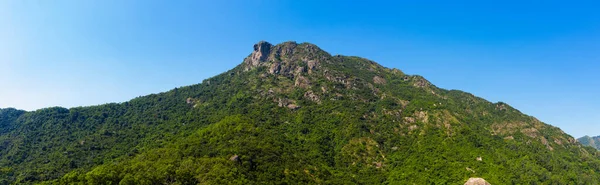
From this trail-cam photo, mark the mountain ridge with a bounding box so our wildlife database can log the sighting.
[578,135,600,150]
[0,41,599,184]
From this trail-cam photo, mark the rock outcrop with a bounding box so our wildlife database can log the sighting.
[373,76,387,84]
[244,41,272,70]
[464,178,491,185]
[412,76,430,88]
[243,41,328,76]
[229,155,239,162]
[304,90,321,103]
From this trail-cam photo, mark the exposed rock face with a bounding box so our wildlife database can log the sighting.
[269,62,281,74]
[307,60,318,73]
[464,178,491,185]
[273,41,298,58]
[412,76,430,88]
[252,42,272,64]
[415,111,429,123]
[244,41,273,70]
[373,76,387,84]
[277,98,293,107]
[568,137,577,144]
[294,76,310,88]
[229,155,239,162]
[495,103,508,111]
[304,91,321,103]
[243,41,328,76]
[521,128,539,138]
[287,104,300,110]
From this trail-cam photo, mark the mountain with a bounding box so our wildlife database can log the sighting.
[1,41,599,184]
[579,135,600,150]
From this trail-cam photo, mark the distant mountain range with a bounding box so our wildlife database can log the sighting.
[578,135,600,150]
[0,41,599,184]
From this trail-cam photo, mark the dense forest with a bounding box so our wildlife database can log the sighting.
[1,41,599,184]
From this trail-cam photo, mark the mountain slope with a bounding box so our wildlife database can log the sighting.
[579,135,600,150]
[1,41,599,184]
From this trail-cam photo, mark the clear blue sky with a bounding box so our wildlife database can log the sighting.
[1,1,598,137]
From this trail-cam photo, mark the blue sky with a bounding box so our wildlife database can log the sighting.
[0,0,598,137]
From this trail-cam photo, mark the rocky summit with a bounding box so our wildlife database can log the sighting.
[0,41,599,184]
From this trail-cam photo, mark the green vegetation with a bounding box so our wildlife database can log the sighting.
[1,41,599,184]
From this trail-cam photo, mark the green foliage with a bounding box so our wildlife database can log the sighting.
[0,41,598,184]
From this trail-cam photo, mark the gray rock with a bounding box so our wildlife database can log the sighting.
[294,76,310,88]
[269,62,281,74]
[304,90,321,103]
[287,104,300,110]
[464,178,491,185]
[244,41,272,70]
[307,60,318,73]
[230,155,239,162]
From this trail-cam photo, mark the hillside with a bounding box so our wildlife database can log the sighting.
[1,41,599,184]
[579,136,600,150]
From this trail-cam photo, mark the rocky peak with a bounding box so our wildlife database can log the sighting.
[244,41,273,70]
[271,41,299,58]
[242,41,330,75]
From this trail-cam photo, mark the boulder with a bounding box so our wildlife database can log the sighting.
[464,178,491,185]
[229,155,239,162]
[304,90,321,103]
[287,104,300,110]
